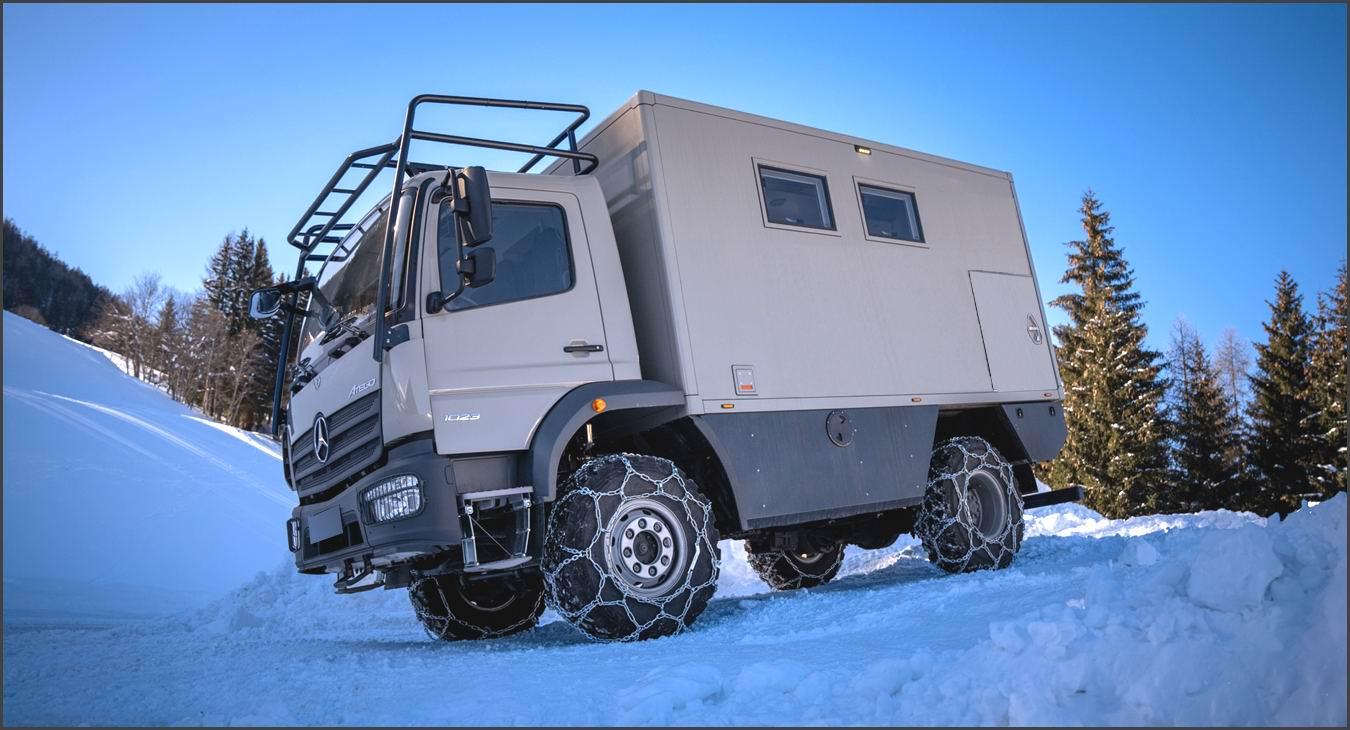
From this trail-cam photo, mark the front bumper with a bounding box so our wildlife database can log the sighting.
[289,438,462,575]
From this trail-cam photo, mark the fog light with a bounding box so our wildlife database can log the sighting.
[363,475,423,523]
[286,518,301,552]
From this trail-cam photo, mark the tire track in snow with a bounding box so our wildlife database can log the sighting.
[37,391,291,508]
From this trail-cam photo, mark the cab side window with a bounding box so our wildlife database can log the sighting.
[437,201,574,311]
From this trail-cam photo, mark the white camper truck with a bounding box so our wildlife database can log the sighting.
[249,92,1079,642]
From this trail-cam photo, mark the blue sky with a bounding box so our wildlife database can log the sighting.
[3,3,1345,354]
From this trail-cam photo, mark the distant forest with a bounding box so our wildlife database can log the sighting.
[2,217,282,432]
[2,218,113,336]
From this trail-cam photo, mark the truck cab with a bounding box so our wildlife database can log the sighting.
[251,93,1081,643]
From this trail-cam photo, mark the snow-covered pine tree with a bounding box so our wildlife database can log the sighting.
[1306,262,1347,499]
[1046,191,1171,518]
[243,238,281,430]
[202,234,233,313]
[224,229,259,337]
[1166,319,1243,512]
[1246,271,1318,515]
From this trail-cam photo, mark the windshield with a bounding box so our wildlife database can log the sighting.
[300,204,390,349]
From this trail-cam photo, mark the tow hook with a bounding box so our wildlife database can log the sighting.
[334,554,381,593]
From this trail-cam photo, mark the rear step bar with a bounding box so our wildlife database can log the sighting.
[1022,485,1085,509]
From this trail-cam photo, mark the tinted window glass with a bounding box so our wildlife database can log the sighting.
[438,202,573,311]
[302,206,390,346]
[859,185,924,243]
[759,166,834,230]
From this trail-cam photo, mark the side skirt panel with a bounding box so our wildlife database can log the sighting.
[692,405,938,531]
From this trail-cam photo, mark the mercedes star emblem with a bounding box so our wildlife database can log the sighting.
[313,413,330,463]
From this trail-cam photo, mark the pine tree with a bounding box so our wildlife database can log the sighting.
[1046,191,1171,518]
[155,294,182,398]
[1166,319,1242,512]
[1306,262,1347,498]
[1246,271,1318,515]
[223,229,258,336]
[242,237,281,430]
[1213,327,1254,474]
[203,234,234,313]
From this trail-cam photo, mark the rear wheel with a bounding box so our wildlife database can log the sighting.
[409,572,545,641]
[542,453,721,642]
[913,436,1024,573]
[745,539,844,590]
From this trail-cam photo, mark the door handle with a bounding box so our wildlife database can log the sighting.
[564,343,604,353]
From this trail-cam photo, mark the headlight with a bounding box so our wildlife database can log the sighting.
[363,475,423,523]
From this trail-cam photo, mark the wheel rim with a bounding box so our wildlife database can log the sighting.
[462,582,518,613]
[794,550,827,564]
[964,469,1008,540]
[606,497,690,597]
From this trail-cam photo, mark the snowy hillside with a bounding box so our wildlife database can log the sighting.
[3,311,1346,725]
[2,312,293,621]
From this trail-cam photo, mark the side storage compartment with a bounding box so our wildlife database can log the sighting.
[693,405,938,530]
[968,271,1059,394]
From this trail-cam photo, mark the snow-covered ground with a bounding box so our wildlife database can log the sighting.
[3,311,1346,726]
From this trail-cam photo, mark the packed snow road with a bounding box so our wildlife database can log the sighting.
[4,500,1344,726]
[2,313,1346,725]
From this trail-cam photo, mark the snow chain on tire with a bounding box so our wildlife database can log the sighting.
[745,541,845,591]
[542,453,721,642]
[913,436,1024,574]
[409,573,545,641]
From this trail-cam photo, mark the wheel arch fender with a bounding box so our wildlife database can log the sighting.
[524,380,685,501]
[933,402,1066,494]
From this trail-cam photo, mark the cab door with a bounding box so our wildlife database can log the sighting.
[420,183,614,455]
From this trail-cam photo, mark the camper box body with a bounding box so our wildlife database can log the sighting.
[548,91,1064,529]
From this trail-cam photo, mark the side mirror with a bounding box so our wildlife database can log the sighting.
[249,287,283,319]
[459,247,497,288]
[454,166,494,247]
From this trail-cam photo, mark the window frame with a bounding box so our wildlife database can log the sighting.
[752,159,841,237]
[853,177,928,248]
[433,197,578,314]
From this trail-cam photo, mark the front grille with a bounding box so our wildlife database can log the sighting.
[291,391,383,499]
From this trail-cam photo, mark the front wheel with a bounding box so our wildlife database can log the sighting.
[409,572,545,641]
[542,454,721,642]
[913,436,1024,573]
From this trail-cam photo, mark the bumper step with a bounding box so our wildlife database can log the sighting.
[459,487,533,571]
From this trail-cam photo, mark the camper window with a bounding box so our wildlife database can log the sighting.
[437,201,574,311]
[858,184,925,243]
[758,166,835,230]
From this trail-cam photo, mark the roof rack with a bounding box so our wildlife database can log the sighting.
[286,95,598,255]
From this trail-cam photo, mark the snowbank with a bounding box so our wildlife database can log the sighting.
[2,312,293,621]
